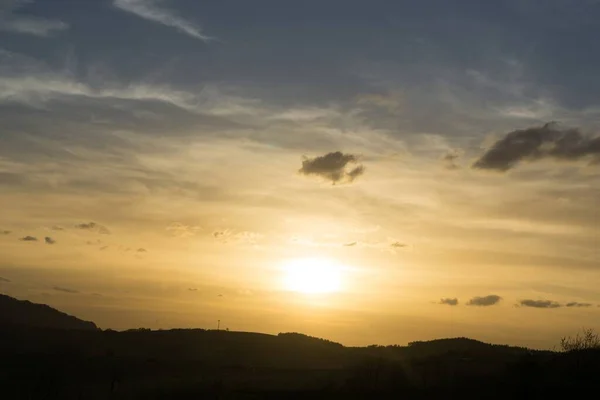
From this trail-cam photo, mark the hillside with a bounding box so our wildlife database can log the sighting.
[0,294,98,331]
[1,297,599,399]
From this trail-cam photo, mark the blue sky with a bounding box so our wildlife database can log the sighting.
[1,0,600,348]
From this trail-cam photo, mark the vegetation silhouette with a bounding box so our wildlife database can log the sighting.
[1,294,600,399]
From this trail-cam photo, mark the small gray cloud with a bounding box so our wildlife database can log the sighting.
[188,288,198,292]
[519,299,561,308]
[51,226,64,231]
[0,276,11,283]
[442,151,460,170]
[99,245,109,251]
[1,230,11,235]
[137,248,147,253]
[565,302,592,308]
[390,241,407,248]
[53,286,79,294]
[44,236,56,245]
[467,295,502,306]
[19,235,37,242]
[473,123,600,172]
[343,241,357,247]
[439,298,459,306]
[75,222,111,234]
[299,151,365,184]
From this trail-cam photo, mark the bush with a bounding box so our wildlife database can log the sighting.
[560,328,600,352]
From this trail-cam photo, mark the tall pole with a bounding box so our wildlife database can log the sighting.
[217,319,220,331]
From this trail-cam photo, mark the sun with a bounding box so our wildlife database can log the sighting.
[282,257,342,294]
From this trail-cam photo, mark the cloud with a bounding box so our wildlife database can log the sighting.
[566,302,593,308]
[113,0,212,41]
[51,226,64,231]
[137,248,147,252]
[0,0,68,37]
[1,230,10,235]
[473,123,600,171]
[44,236,55,245]
[52,286,79,294]
[299,151,365,184]
[439,298,459,306]
[188,288,197,292]
[213,230,263,244]
[390,241,407,248]
[166,222,202,238]
[442,151,460,170]
[19,235,37,241]
[519,299,561,308]
[467,295,502,306]
[343,241,357,247]
[75,222,111,234]
[0,277,11,283]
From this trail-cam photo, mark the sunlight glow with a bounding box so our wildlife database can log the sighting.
[282,257,343,294]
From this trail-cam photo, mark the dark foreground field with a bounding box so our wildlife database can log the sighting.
[1,294,600,399]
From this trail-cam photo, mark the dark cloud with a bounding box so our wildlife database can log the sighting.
[99,245,109,251]
[19,235,38,242]
[299,151,365,184]
[439,298,459,306]
[0,277,11,283]
[344,241,357,247]
[75,222,111,234]
[565,302,592,308]
[188,288,198,291]
[473,123,600,172]
[1,230,11,235]
[519,299,561,308]
[137,248,147,253]
[213,231,226,238]
[44,236,56,245]
[53,286,79,294]
[467,295,502,306]
[390,242,407,248]
[442,151,460,170]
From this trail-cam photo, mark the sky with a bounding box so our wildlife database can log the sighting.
[1,0,600,350]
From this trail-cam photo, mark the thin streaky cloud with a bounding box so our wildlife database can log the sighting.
[0,0,68,37]
[113,0,213,42]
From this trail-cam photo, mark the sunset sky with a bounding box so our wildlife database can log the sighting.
[1,0,600,350]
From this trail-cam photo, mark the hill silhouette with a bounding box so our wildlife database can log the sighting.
[0,294,98,331]
[1,295,599,399]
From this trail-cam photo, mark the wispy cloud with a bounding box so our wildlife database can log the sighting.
[0,0,68,37]
[113,0,212,41]
[53,286,79,294]
[19,235,37,242]
[44,236,56,245]
[439,298,459,306]
[75,222,111,235]
[566,302,592,308]
[519,299,561,309]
